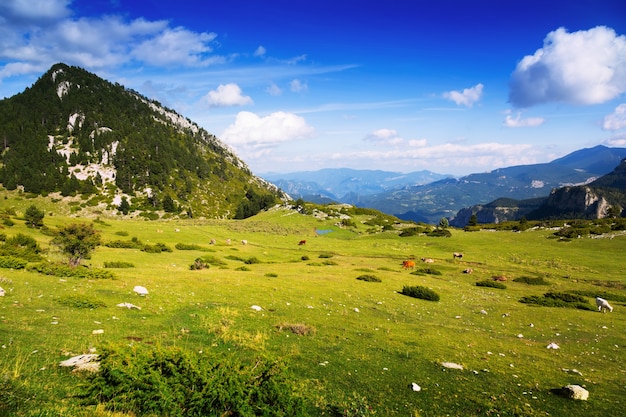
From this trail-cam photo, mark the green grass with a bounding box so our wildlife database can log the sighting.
[0,200,625,416]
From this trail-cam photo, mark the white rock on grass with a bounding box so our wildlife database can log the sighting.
[547,342,560,349]
[557,384,589,401]
[251,305,262,311]
[133,286,149,296]
[0,287,4,296]
[92,329,104,335]
[411,383,421,392]
[117,302,141,310]
[441,362,464,370]
[59,354,100,372]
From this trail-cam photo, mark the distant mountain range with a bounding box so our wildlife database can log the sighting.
[263,145,626,223]
[260,168,451,204]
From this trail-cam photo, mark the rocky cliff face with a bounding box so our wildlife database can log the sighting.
[540,186,612,218]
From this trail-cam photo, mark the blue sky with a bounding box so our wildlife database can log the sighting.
[1,0,626,176]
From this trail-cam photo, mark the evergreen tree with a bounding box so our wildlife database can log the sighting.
[24,204,45,228]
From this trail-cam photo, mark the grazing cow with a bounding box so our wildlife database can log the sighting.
[241,239,248,245]
[453,252,463,260]
[209,239,216,245]
[492,275,507,282]
[596,297,613,313]
[421,257,434,263]
[402,260,415,269]
[226,239,231,245]
[462,268,473,274]
[298,240,306,245]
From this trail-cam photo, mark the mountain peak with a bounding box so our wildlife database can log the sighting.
[0,63,284,219]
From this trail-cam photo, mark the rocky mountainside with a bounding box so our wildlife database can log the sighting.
[0,63,284,219]
[357,145,626,223]
[450,158,626,226]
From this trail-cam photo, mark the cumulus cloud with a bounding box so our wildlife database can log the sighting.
[509,26,626,108]
[503,111,545,128]
[204,83,253,107]
[603,134,626,147]
[221,111,315,149]
[290,79,308,92]
[443,83,483,107]
[0,9,225,80]
[603,104,626,131]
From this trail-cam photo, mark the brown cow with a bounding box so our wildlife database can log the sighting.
[298,240,306,245]
[402,260,415,269]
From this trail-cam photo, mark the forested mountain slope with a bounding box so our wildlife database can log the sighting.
[0,63,284,218]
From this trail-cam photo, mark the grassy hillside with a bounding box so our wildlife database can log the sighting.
[0,196,624,416]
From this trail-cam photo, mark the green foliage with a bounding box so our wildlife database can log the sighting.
[190,257,210,270]
[427,228,452,237]
[104,237,143,249]
[142,242,173,253]
[318,253,333,258]
[51,223,101,267]
[27,263,114,279]
[476,279,507,289]
[400,285,440,301]
[0,255,28,269]
[513,276,550,285]
[117,196,131,214]
[519,292,594,310]
[568,290,626,303]
[300,255,310,261]
[81,345,307,416]
[410,267,442,276]
[244,256,261,264]
[0,232,43,261]
[356,274,381,283]
[57,295,106,309]
[24,204,45,228]
[175,242,211,251]
[265,272,278,277]
[329,392,377,416]
[103,261,134,268]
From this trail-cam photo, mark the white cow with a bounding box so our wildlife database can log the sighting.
[596,297,613,313]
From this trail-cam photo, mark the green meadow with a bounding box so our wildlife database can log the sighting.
[0,198,624,416]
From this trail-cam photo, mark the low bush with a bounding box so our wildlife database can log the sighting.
[519,291,594,310]
[104,238,143,249]
[301,255,310,261]
[104,261,134,268]
[318,254,333,258]
[356,274,381,283]
[27,263,114,279]
[513,276,550,285]
[476,280,507,289]
[276,323,315,336]
[0,255,27,269]
[244,256,261,264]
[81,345,308,416]
[400,285,440,301]
[265,272,278,277]
[175,242,211,251]
[568,290,626,303]
[57,295,106,309]
[143,243,173,253]
[411,267,442,276]
[190,258,210,270]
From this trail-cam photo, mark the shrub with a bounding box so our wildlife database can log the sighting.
[318,254,333,258]
[190,258,210,270]
[476,280,507,289]
[519,292,594,310]
[143,243,173,253]
[104,261,134,268]
[513,276,550,285]
[57,295,106,309]
[301,255,310,261]
[265,272,278,277]
[568,290,626,303]
[104,239,143,249]
[356,275,381,283]
[27,263,114,279]
[0,256,27,269]
[244,256,261,264]
[411,267,442,276]
[276,323,315,336]
[400,285,440,301]
[81,345,307,416]
[175,243,211,251]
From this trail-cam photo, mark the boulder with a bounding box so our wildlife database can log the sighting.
[552,384,589,401]
[133,285,149,296]
[59,354,100,372]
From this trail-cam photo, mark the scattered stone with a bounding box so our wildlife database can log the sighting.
[59,354,100,372]
[354,308,360,313]
[562,368,583,376]
[133,286,149,296]
[117,302,141,310]
[479,309,488,315]
[517,334,524,338]
[547,342,560,349]
[411,382,421,392]
[251,305,262,311]
[441,362,464,370]
[0,287,4,296]
[92,329,104,335]
[552,384,589,401]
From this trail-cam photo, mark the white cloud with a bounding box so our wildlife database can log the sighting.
[266,83,282,96]
[365,129,403,146]
[503,111,545,128]
[254,45,266,57]
[205,83,253,107]
[290,79,308,92]
[603,104,626,131]
[221,111,315,149]
[509,26,626,107]
[132,27,219,67]
[0,0,71,23]
[602,134,626,147]
[443,83,483,107]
